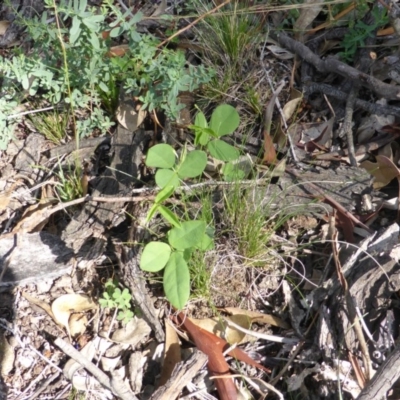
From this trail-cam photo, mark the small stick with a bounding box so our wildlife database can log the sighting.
[53,336,138,400]
[338,85,358,166]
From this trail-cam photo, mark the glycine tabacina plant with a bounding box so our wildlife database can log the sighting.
[140,104,241,309]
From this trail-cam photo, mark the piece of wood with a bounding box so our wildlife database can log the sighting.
[115,244,165,343]
[150,350,208,400]
[0,232,74,287]
[357,343,400,400]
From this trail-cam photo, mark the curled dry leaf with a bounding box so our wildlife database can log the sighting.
[293,0,323,34]
[107,44,129,57]
[188,315,252,344]
[172,312,271,400]
[267,45,294,60]
[52,294,97,337]
[0,180,25,212]
[12,199,58,234]
[151,0,167,16]
[116,89,146,132]
[361,155,400,189]
[111,317,151,346]
[222,307,290,329]
[282,96,302,122]
[0,21,10,36]
[159,319,181,386]
[69,313,88,337]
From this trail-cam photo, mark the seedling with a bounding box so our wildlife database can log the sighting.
[99,279,134,324]
[190,104,243,181]
[140,104,241,309]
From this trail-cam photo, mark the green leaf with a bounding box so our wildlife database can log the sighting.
[155,169,180,189]
[158,205,181,228]
[146,203,159,223]
[163,252,190,309]
[207,140,240,162]
[78,0,87,12]
[140,242,172,272]
[183,248,193,261]
[155,185,175,203]
[210,104,240,136]
[196,232,214,251]
[168,221,206,250]
[177,150,207,179]
[81,14,104,31]
[21,74,29,90]
[70,17,81,44]
[196,227,215,251]
[89,32,100,50]
[146,144,176,169]
[130,11,143,24]
[221,162,247,182]
[190,126,213,146]
[98,81,109,93]
[194,111,208,128]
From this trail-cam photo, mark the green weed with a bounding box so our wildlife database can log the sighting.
[55,160,84,202]
[0,0,213,149]
[99,279,134,325]
[140,104,242,309]
[340,5,388,62]
[191,0,263,107]
[29,109,70,145]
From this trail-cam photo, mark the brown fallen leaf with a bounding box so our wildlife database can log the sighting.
[361,155,400,190]
[221,307,290,329]
[172,312,271,400]
[106,44,129,57]
[0,180,26,212]
[52,294,97,338]
[0,20,10,36]
[173,313,237,400]
[116,88,146,132]
[12,199,58,234]
[262,83,283,164]
[188,314,251,345]
[159,319,181,386]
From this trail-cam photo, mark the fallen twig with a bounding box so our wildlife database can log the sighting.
[269,31,400,100]
[54,336,138,400]
[357,342,400,400]
[306,82,400,117]
[331,225,373,383]
[339,85,358,166]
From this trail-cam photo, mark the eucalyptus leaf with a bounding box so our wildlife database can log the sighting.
[163,252,190,309]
